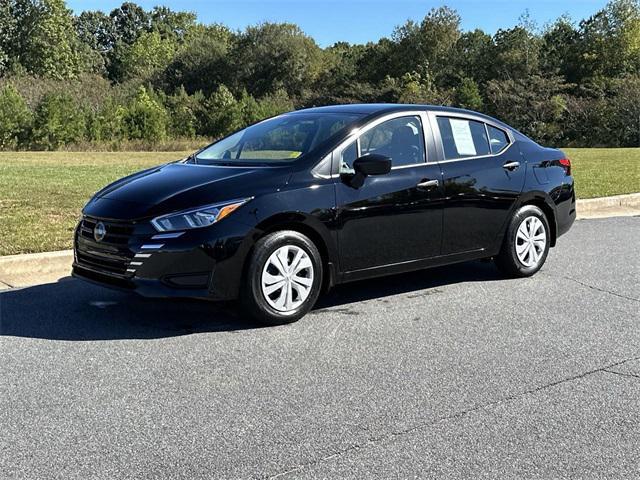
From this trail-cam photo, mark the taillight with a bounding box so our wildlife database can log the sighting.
[558,158,571,176]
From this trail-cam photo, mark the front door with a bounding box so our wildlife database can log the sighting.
[334,114,443,273]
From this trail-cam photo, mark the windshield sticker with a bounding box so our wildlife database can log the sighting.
[449,119,477,156]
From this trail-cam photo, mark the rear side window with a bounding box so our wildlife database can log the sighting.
[487,125,510,154]
[437,117,490,160]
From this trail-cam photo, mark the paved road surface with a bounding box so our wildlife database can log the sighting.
[1,216,638,479]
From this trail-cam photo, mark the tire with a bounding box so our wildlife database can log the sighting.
[495,205,551,278]
[240,230,323,325]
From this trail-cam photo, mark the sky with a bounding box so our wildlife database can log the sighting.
[68,0,610,47]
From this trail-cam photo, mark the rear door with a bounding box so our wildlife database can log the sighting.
[333,112,443,273]
[430,113,525,255]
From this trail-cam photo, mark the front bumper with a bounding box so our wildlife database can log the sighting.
[73,215,257,300]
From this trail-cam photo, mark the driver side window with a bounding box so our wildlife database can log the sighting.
[339,116,426,174]
[361,116,425,167]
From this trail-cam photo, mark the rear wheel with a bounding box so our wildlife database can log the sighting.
[241,230,323,325]
[495,205,550,277]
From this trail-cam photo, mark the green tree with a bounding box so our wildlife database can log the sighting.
[448,29,493,85]
[159,24,233,95]
[123,86,168,141]
[540,16,581,82]
[32,91,86,149]
[486,75,570,145]
[577,0,640,79]
[109,2,149,46]
[0,84,31,149]
[165,86,198,138]
[150,6,196,42]
[605,76,640,146]
[382,71,449,104]
[74,10,116,74]
[455,77,483,110]
[21,0,83,79]
[489,25,541,81]
[312,42,374,104]
[0,1,17,75]
[202,84,243,137]
[119,31,177,80]
[86,98,127,142]
[231,23,323,98]
[256,89,294,118]
[390,7,462,83]
[106,2,152,81]
[1,0,38,75]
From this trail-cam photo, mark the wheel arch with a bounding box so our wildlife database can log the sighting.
[244,212,338,293]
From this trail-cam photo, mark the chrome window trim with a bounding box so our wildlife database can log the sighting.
[435,142,516,164]
[332,110,431,175]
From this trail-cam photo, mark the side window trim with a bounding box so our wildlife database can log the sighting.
[330,111,432,176]
[429,111,514,163]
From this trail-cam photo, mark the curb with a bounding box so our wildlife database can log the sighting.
[0,250,72,288]
[0,250,73,275]
[576,192,640,219]
[576,192,640,212]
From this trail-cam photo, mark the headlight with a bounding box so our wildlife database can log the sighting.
[151,198,252,232]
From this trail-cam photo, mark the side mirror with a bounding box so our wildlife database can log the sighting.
[349,154,391,188]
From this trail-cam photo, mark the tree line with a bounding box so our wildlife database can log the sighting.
[2,0,640,150]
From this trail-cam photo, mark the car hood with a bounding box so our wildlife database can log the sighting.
[84,162,291,220]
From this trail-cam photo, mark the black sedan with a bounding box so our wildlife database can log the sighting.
[73,104,576,324]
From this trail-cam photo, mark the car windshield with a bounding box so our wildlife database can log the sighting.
[194,113,363,165]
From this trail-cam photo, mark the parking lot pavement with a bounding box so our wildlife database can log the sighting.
[0,216,638,479]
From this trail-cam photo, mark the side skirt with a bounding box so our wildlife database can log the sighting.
[338,247,498,284]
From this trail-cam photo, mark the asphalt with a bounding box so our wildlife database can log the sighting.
[0,216,638,479]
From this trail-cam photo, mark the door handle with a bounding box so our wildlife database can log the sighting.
[417,179,439,189]
[503,161,520,171]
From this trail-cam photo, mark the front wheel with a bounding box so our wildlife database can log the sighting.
[240,230,323,325]
[495,205,550,277]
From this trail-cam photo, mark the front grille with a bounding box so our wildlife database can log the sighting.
[79,217,134,246]
[75,217,137,277]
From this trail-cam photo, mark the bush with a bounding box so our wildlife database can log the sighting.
[254,89,295,120]
[202,84,244,137]
[0,84,31,149]
[31,91,86,149]
[165,86,199,138]
[86,98,128,143]
[455,77,483,110]
[123,86,169,142]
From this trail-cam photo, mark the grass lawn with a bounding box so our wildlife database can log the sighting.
[0,149,639,256]
[564,148,640,199]
[0,152,189,256]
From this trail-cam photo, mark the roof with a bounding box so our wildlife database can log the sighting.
[292,103,518,135]
[294,103,478,116]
